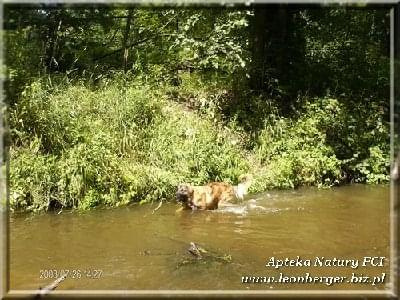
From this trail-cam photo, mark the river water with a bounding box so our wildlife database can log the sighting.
[9,185,391,293]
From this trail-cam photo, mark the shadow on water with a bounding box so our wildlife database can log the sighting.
[9,185,390,291]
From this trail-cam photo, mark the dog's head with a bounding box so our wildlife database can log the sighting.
[176,184,194,205]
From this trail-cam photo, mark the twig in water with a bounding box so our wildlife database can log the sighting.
[37,274,67,297]
[152,200,163,214]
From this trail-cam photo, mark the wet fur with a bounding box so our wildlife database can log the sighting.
[176,174,253,210]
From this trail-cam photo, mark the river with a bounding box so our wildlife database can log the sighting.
[9,185,391,293]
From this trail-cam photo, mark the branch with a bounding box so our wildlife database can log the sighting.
[93,14,178,62]
[93,35,155,62]
[37,274,67,296]
[152,200,163,214]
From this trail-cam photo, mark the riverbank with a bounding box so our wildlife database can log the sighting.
[8,74,389,212]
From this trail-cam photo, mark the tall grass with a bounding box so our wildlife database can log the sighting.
[9,78,249,211]
[8,75,389,212]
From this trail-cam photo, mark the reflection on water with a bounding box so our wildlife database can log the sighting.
[9,185,390,291]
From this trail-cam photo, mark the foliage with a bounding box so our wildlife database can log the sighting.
[9,78,249,211]
[301,8,390,99]
[5,6,390,212]
[254,98,341,190]
[9,76,389,212]
[173,9,250,73]
[253,97,389,192]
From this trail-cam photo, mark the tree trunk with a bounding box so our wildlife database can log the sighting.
[122,9,134,73]
[46,12,63,71]
[250,7,268,91]
[249,6,292,91]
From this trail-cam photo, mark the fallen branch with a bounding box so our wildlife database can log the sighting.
[37,274,67,297]
[187,242,207,259]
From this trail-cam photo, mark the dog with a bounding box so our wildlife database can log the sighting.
[176,174,253,210]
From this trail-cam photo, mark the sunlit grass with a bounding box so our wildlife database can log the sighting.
[8,75,389,212]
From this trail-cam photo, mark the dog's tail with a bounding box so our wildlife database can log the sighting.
[235,174,253,200]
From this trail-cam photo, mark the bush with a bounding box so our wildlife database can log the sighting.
[9,78,249,212]
[8,77,389,212]
[10,138,58,211]
[253,97,389,191]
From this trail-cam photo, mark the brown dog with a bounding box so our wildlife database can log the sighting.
[176,174,253,210]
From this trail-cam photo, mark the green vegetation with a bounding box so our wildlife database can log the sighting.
[5,6,390,212]
[9,77,250,211]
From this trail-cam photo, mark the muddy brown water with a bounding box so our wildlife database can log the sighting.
[9,185,390,292]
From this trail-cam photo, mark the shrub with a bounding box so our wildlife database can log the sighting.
[8,77,389,212]
[254,97,388,190]
[9,78,249,211]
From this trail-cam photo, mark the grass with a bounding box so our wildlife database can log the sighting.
[8,74,389,212]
